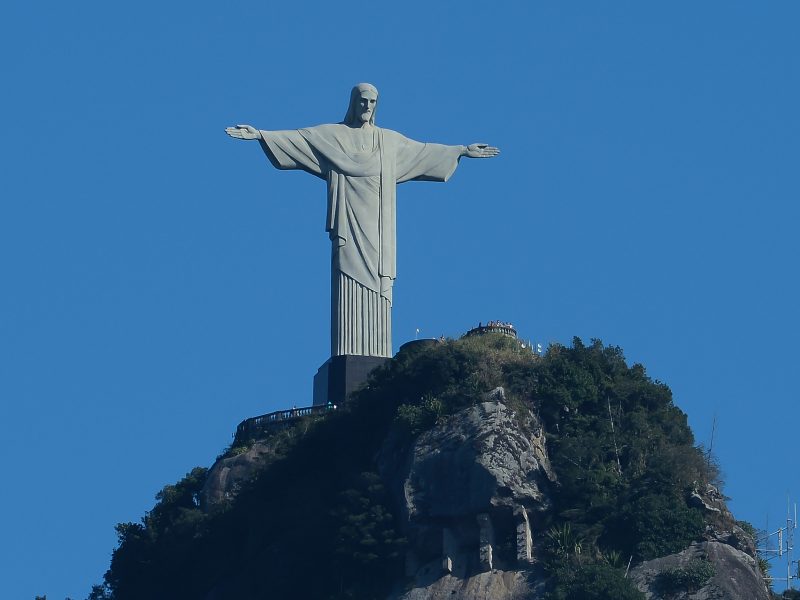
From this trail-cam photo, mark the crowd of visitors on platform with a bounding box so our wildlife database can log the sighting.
[480,320,515,330]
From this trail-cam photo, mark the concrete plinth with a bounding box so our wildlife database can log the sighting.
[313,355,389,407]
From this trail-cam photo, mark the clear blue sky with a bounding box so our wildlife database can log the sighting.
[1,2,798,597]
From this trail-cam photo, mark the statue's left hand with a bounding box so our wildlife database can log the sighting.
[465,143,500,158]
[225,124,262,140]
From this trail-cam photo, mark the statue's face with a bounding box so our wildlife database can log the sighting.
[356,90,377,124]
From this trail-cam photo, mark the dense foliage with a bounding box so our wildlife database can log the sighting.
[545,562,645,600]
[537,339,715,560]
[100,334,720,599]
[656,558,715,594]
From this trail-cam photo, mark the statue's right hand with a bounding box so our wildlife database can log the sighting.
[225,124,262,140]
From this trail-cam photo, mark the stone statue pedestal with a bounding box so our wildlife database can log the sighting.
[313,355,389,407]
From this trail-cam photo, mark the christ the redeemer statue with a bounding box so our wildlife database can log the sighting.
[226,83,499,359]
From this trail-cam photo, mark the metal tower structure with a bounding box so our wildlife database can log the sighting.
[757,497,800,591]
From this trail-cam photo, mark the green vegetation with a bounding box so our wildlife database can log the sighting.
[540,523,645,599]
[102,334,724,599]
[738,519,757,538]
[537,338,716,563]
[545,562,645,600]
[86,586,112,600]
[656,558,716,594]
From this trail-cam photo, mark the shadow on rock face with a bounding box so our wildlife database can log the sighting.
[380,387,555,599]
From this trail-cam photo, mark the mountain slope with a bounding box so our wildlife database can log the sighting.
[103,334,769,600]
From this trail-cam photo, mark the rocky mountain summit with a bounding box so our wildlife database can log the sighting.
[104,335,772,600]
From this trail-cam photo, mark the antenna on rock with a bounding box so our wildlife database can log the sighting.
[757,494,800,592]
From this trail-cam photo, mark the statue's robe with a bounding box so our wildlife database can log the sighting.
[259,124,463,357]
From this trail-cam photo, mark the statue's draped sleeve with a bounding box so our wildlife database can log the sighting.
[377,131,464,288]
[258,129,326,179]
[391,134,464,183]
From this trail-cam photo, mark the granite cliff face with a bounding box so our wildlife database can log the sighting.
[200,442,275,507]
[627,485,770,600]
[378,387,553,598]
[630,541,769,600]
[376,387,766,600]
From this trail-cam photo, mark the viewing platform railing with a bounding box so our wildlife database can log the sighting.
[464,323,518,339]
[234,322,525,445]
[234,403,337,443]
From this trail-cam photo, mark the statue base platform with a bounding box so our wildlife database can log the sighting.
[313,355,389,407]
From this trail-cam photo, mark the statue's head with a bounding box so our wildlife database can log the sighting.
[343,83,378,126]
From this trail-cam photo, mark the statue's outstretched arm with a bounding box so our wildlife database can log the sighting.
[462,143,500,158]
[225,124,262,140]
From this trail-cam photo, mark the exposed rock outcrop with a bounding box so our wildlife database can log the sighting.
[630,541,771,600]
[392,569,543,600]
[200,442,275,507]
[381,387,768,600]
[688,483,728,516]
[381,387,554,599]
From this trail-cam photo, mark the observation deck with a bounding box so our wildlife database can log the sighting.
[463,321,518,339]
